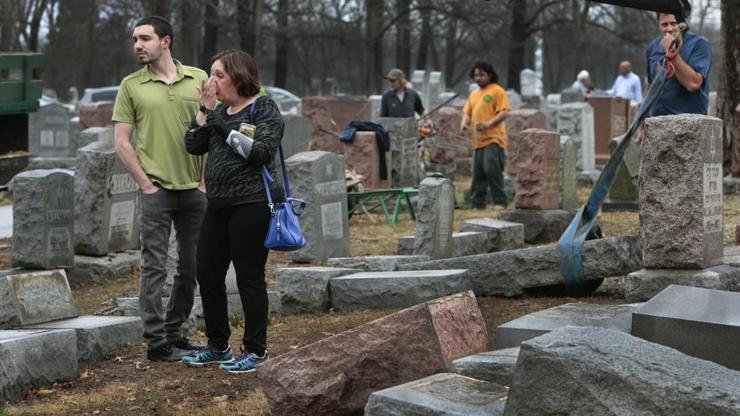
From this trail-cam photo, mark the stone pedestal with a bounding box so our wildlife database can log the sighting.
[504,109,547,176]
[12,169,75,269]
[625,265,740,302]
[515,128,560,209]
[413,176,455,259]
[640,115,723,268]
[285,151,350,262]
[74,141,140,255]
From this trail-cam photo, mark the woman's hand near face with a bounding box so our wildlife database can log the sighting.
[199,78,217,111]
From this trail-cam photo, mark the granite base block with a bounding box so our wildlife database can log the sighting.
[451,347,520,387]
[625,265,740,302]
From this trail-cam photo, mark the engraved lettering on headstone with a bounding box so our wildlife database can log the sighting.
[47,209,72,224]
[45,115,68,125]
[109,173,139,195]
[315,180,345,195]
[611,115,626,134]
[320,202,343,239]
[55,131,69,148]
[47,227,71,256]
[434,191,453,250]
[109,200,135,244]
[703,162,723,234]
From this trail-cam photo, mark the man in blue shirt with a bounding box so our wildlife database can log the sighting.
[646,13,711,116]
[608,61,642,105]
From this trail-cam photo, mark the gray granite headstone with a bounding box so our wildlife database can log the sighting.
[365,373,508,416]
[452,347,520,387]
[558,102,595,172]
[495,302,640,349]
[74,141,140,255]
[632,284,740,371]
[286,151,350,262]
[281,114,312,159]
[560,137,578,210]
[0,269,78,328]
[458,218,524,252]
[559,88,584,104]
[505,326,740,416]
[28,102,75,157]
[12,169,75,269]
[413,176,454,259]
[640,115,723,268]
[369,95,382,122]
[604,135,639,210]
[377,117,418,188]
[0,329,79,402]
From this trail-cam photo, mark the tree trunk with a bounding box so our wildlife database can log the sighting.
[416,0,432,69]
[720,0,740,176]
[238,0,263,55]
[146,0,170,18]
[178,0,201,66]
[274,0,289,88]
[506,0,527,92]
[444,3,459,87]
[365,0,383,93]
[200,0,219,71]
[395,0,411,74]
[26,0,48,51]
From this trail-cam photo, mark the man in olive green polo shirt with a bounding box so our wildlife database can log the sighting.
[113,16,207,362]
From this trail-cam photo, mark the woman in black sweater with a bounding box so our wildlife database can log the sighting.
[182,49,284,373]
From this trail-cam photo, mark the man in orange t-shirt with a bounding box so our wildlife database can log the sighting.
[459,61,510,209]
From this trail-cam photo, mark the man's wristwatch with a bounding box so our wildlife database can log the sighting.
[200,104,213,114]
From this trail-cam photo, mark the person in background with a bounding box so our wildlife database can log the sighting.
[380,68,425,118]
[459,61,510,210]
[607,60,643,105]
[182,50,284,374]
[112,16,207,362]
[571,70,593,97]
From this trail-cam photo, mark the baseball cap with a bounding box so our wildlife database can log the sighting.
[384,68,406,81]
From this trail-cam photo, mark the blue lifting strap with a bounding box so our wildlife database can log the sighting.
[558,59,674,285]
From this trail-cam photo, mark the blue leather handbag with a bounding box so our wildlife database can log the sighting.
[261,144,306,251]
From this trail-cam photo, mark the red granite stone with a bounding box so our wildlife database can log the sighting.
[342,131,380,189]
[588,96,629,166]
[78,102,114,129]
[302,96,371,154]
[505,110,547,176]
[257,291,487,416]
[429,106,470,165]
[515,128,561,209]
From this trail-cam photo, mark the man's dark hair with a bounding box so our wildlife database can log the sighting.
[212,50,261,98]
[470,61,498,83]
[135,16,174,48]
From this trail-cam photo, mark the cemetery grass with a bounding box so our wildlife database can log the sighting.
[3,187,740,415]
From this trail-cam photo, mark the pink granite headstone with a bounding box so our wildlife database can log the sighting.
[429,106,470,165]
[302,96,371,154]
[505,109,547,176]
[78,102,114,130]
[515,128,561,209]
[342,131,381,189]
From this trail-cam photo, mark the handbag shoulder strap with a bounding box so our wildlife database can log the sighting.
[258,100,292,203]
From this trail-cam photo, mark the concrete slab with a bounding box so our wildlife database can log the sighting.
[0,269,78,328]
[365,373,508,416]
[451,347,520,387]
[632,285,740,371]
[0,328,79,402]
[495,302,641,349]
[329,270,471,311]
[625,264,740,302]
[24,315,142,363]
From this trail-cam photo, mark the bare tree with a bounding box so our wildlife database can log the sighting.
[238,0,264,55]
[274,0,289,87]
[395,0,411,74]
[720,0,740,176]
[200,0,218,70]
[416,0,433,69]
[365,0,383,93]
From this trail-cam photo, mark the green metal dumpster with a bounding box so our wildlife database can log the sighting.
[0,52,43,185]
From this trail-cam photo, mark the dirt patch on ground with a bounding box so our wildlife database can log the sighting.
[2,191,739,415]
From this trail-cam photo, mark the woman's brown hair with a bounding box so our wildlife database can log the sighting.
[211,49,260,98]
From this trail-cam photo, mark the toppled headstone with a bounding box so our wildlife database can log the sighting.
[459,218,524,252]
[625,264,740,302]
[24,315,141,363]
[398,235,641,296]
[504,110,547,176]
[0,269,78,328]
[365,373,508,416]
[514,128,560,209]
[329,269,471,310]
[74,141,140,255]
[328,255,430,272]
[414,176,455,259]
[495,302,640,349]
[504,326,740,416]
[633,285,740,371]
[277,267,357,315]
[66,251,140,284]
[257,291,488,416]
[398,232,488,258]
[640,115,723,268]
[285,151,350,262]
[12,169,75,269]
[451,347,520,387]
[499,209,574,244]
[0,329,79,402]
